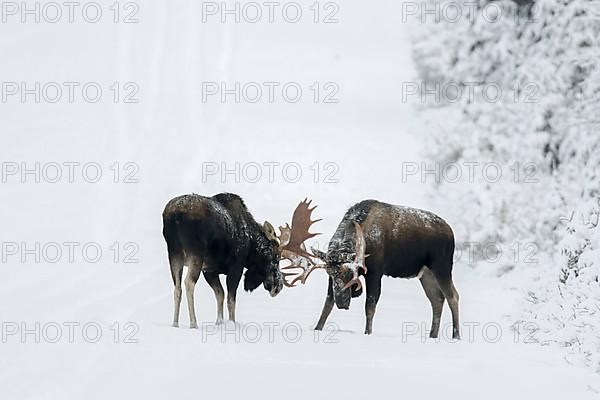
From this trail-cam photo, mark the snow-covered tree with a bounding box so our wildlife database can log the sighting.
[410,0,600,371]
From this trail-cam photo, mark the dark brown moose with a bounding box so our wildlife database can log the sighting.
[282,199,460,339]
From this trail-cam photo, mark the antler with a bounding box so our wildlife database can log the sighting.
[342,222,368,291]
[279,199,324,287]
[280,249,324,287]
[280,198,322,258]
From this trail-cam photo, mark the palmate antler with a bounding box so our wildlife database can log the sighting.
[281,199,321,258]
[279,249,324,287]
[279,199,325,287]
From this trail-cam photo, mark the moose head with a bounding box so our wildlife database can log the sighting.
[249,198,325,298]
[244,219,284,297]
[278,200,368,310]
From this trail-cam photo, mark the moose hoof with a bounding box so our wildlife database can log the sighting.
[172,322,179,328]
[314,325,324,331]
[215,318,224,325]
[364,329,372,335]
[190,322,198,329]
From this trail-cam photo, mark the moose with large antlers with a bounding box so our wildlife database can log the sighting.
[163,193,459,339]
[162,193,320,328]
[283,199,460,339]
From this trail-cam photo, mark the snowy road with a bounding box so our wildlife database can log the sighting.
[0,0,598,398]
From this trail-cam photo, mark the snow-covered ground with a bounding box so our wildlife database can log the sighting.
[0,1,598,398]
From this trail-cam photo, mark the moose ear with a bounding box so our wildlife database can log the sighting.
[263,221,278,242]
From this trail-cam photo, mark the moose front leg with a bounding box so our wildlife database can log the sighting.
[226,270,242,323]
[364,275,381,335]
[315,277,334,330]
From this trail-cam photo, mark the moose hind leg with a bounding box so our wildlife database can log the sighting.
[433,269,460,340]
[315,277,334,331]
[204,272,225,324]
[185,262,202,329]
[419,267,445,338]
[169,253,184,328]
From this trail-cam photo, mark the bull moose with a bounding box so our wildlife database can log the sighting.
[162,193,319,328]
[283,199,460,339]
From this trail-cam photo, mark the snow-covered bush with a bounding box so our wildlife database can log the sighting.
[525,213,600,371]
[409,0,600,370]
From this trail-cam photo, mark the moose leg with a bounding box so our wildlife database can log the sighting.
[419,267,445,338]
[185,262,202,329]
[204,272,225,324]
[364,275,382,335]
[169,252,184,328]
[226,270,242,322]
[315,277,334,330]
[433,269,460,340]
